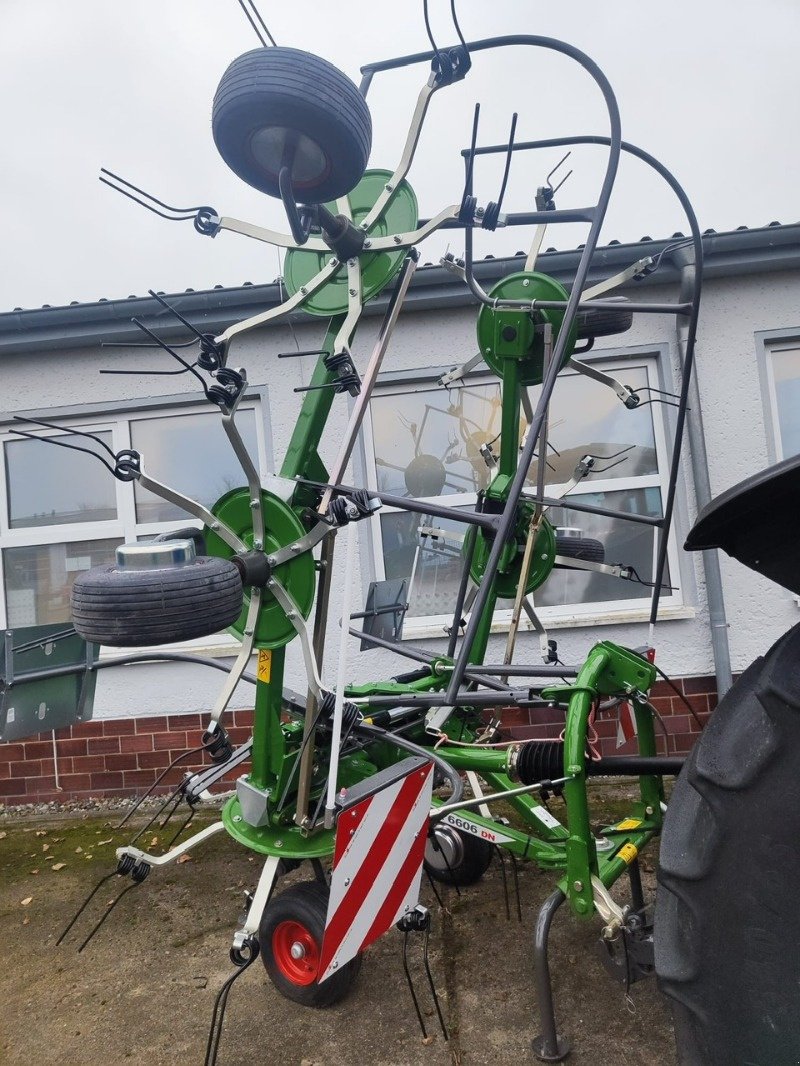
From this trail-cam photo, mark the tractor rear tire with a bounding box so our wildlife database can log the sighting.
[656,621,800,1064]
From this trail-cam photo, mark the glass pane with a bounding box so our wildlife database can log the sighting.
[370,365,658,501]
[5,432,117,528]
[380,511,468,618]
[131,409,259,523]
[3,539,119,626]
[378,488,670,619]
[771,349,800,458]
[537,487,669,607]
[371,383,503,498]
[528,365,658,486]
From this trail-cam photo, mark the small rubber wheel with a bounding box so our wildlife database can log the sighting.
[260,881,361,1007]
[575,300,633,340]
[424,825,494,886]
[656,621,800,1064]
[70,556,242,646]
[212,47,372,203]
[554,533,605,564]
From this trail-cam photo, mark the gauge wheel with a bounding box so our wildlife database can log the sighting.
[424,824,494,886]
[260,880,362,1007]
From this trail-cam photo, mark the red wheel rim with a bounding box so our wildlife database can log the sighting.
[272,919,321,985]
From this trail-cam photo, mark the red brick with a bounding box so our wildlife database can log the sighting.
[0,744,24,763]
[103,719,134,736]
[86,737,120,755]
[137,750,172,770]
[56,757,74,774]
[167,713,204,730]
[119,734,153,754]
[0,762,10,779]
[88,771,125,790]
[10,760,40,778]
[681,676,717,696]
[665,714,691,736]
[74,721,104,738]
[135,716,170,734]
[71,754,108,774]
[22,740,52,760]
[497,707,529,727]
[153,731,186,750]
[51,773,92,792]
[53,725,74,740]
[123,769,158,788]
[58,738,88,757]
[105,753,138,772]
[0,782,26,800]
[648,695,674,715]
[39,758,55,776]
[226,727,251,746]
[673,732,696,754]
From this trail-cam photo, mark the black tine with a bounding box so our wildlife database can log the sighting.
[56,869,120,946]
[12,415,118,459]
[9,427,117,477]
[402,930,428,1039]
[422,925,449,1041]
[77,880,141,953]
[165,810,195,850]
[100,168,206,217]
[462,102,480,201]
[147,290,207,341]
[205,949,260,1066]
[236,0,277,47]
[450,0,468,50]
[115,741,208,831]
[424,867,445,912]
[494,844,511,921]
[495,112,518,214]
[508,852,523,922]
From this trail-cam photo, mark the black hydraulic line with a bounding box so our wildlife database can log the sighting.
[355,722,464,804]
[93,652,258,686]
[465,663,579,678]
[205,943,260,1066]
[589,755,684,777]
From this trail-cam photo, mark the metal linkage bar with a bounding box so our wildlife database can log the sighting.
[137,467,246,554]
[115,820,227,868]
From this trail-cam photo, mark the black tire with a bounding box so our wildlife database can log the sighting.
[555,533,605,564]
[424,825,494,886]
[212,47,372,203]
[656,622,800,1064]
[575,301,633,340]
[260,881,361,1007]
[71,556,242,646]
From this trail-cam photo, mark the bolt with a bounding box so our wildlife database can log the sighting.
[290,942,306,960]
[384,183,393,192]
[645,805,654,816]
[573,880,583,892]
[349,828,355,836]
[332,960,339,969]
[274,840,283,848]
[233,815,242,823]
[250,500,259,509]
[300,286,308,295]
[211,522,220,530]
[522,279,530,287]
[393,234,402,244]
[329,257,338,266]
[348,288,357,296]
[253,540,262,549]
[344,877,351,887]
[347,258,356,267]
[363,239,372,249]
[484,347,491,355]
[244,628,253,636]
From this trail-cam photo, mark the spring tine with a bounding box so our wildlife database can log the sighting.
[103,336,200,349]
[236,0,277,47]
[424,867,445,912]
[158,789,185,830]
[494,845,511,920]
[495,112,518,214]
[422,925,449,1041]
[165,810,195,850]
[449,0,468,50]
[402,930,428,1039]
[508,852,523,922]
[99,168,206,217]
[116,741,207,831]
[127,781,186,846]
[56,869,120,946]
[147,290,207,341]
[9,427,117,476]
[130,318,213,399]
[12,415,118,459]
[546,151,572,190]
[462,102,481,202]
[77,880,141,953]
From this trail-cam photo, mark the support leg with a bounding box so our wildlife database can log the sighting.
[628,857,645,913]
[531,889,571,1062]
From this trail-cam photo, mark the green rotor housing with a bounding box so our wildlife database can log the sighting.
[468,507,557,599]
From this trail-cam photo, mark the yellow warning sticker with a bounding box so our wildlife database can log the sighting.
[615,818,642,832]
[617,843,639,865]
[257,649,272,683]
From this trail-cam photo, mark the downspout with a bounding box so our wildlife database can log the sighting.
[672,249,733,698]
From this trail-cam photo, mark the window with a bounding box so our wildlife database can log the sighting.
[363,353,681,632]
[0,397,269,635]
[764,343,800,461]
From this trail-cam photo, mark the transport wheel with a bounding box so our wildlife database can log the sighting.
[71,553,242,646]
[575,301,633,340]
[260,881,361,1007]
[554,532,605,564]
[655,621,800,1064]
[212,47,372,203]
[424,824,494,886]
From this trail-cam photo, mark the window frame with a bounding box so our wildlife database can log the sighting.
[359,344,686,636]
[756,328,800,464]
[0,389,273,644]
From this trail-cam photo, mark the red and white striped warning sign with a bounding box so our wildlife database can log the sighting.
[318,758,434,983]
[616,699,638,748]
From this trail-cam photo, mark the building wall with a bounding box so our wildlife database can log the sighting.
[1,260,798,803]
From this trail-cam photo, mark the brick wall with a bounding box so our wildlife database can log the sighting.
[0,676,717,806]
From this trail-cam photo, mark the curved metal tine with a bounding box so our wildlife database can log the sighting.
[461,102,480,207]
[204,950,260,1066]
[115,741,208,831]
[165,809,196,850]
[422,925,449,1041]
[422,0,445,71]
[424,867,445,911]
[102,336,199,350]
[546,151,573,194]
[449,0,468,50]
[77,880,142,953]
[127,782,186,846]
[148,289,207,341]
[158,788,185,830]
[12,415,118,460]
[494,845,511,920]
[402,930,428,1039]
[495,112,519,214]
[9,426,117,476]
[56,869,121,946]
[236,0,272,47]
[116,318,211,396]
[508,851,523,922]
[99,168,205,219]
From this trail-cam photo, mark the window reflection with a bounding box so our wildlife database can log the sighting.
[5,433,117,528]
[771,348,800,458]
[3,539,120,626]
[132,410,259,522]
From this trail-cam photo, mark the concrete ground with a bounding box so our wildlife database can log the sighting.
[0,795,675,1066]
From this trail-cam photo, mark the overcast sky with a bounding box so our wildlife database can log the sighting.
[0,0,797,311]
